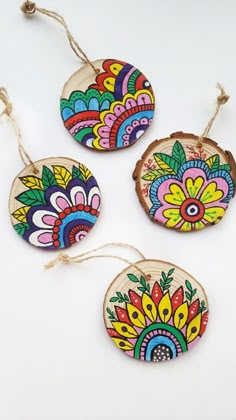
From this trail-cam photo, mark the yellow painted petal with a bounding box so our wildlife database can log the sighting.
[174,302,188,329]
[200,182,223,204]
[158,292,172,323]
[104,76,115,92]
[186,176,204,198]
[203,206,225,224]
[163,208,181,228]
[20,176,43,190]
[142,293,157,322]
[186,313,202,343]
[79,163,92,181]
[112,322,138,338]
[112,337,134,351]
[179,221,192,231]
[53,166,72,188]
[164,184,186,205]
[12,206,30,223]
[194,221,206,230]
[126,303,146,328]
[110,63,123,75]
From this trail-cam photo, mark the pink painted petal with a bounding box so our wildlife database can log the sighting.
[75,230,87,242]
[104,113,116,127]
[29,230,53,247]
[132,120,140,127]
[125,98,136,109]
[182,167,207,198]
[114,104,125,117]
[56,196,70,211]
[125,125,133,134]
[137,93,151,105]
[43,215,57,226]
[88,187,101,210]
[38,232,53,244]
[98,126,110,138]
[100,138,110,148]
[91,194,100,210]
[32,210,58,229]
[75,192,85,205]
[70,186,87,206]
[50,192,72,213]
[140,117,148,125]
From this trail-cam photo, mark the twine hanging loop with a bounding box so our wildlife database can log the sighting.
[197,83,229,148]
[45,242,149,281]
[0,87,39,174]
[21,1,100,75]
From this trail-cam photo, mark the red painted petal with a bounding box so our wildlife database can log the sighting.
[171,286,184,312]
[151,281,163,306]
[107,328,122,338]
[115,306,132,325]
[200,311,209,336]
[128,290,144,313]
[187,299,200,323]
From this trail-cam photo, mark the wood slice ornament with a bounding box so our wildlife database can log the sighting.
[21,3,155,151]
[104,259,208,362]
[10,157,100,250]
[0,88,101,250]
[46,244,209,364]
[133,86,236,232]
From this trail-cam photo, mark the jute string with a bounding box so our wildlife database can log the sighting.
[45,242,150,281]
[197,83,229,148]
[0,87,39,174]
[21,1,99,75]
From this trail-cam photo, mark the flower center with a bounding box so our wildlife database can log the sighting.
[151,345,172,362]
[180,198,205,223]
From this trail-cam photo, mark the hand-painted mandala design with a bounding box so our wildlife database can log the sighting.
[104,263,208,362]
[60,59,155,151]
[134,136,235,231]
[10,158,100,250]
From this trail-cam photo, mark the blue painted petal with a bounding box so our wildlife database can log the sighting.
[100,99,111,111]
[209,169,235,203]
[177,160,211,179]
[88,98,99,110]
[62,107,74,121]
[74,99,87,113]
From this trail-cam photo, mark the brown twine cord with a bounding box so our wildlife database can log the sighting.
[0,87,39,174]
[45,242,149,281]
[21,1,99,75]
[197,83,229,148]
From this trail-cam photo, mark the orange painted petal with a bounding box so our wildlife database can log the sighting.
[151,281,163,306]
[187,299,200,323]
[171,286,184,312]
[200,311,209,336]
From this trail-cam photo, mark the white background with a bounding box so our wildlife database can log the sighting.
[0,1,236,419]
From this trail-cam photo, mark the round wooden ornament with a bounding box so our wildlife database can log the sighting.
[133,87,236,232]
[0,88,101,250]
[104,259,209,362]
[46,243,209,363]
[21,3,155,152]
[10,157,100,250]
[61,59,155,151]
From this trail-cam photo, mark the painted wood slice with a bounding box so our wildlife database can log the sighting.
[133,132,236,231]
[60,58,155,151]
[104,259,209,362]
[9,157,101,249]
